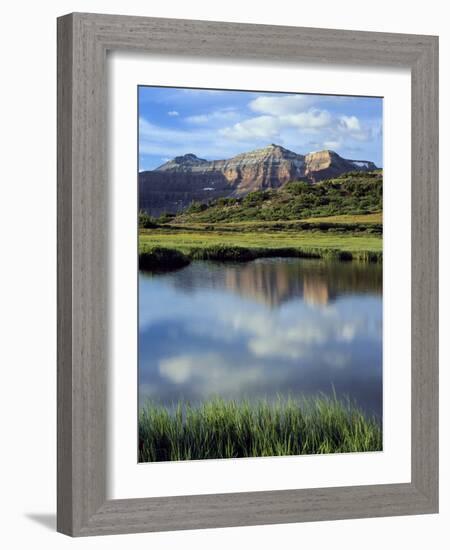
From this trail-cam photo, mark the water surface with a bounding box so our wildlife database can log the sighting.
[139,258,382,417]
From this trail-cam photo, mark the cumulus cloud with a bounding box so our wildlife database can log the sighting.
[337,115,373,141]
[219,109,333,141]
[217,93,377,151]
[167,110,179,116]
[219,94,374,147]
[282,109,332,128]
[339,115,360,131]
[219,115,281,140]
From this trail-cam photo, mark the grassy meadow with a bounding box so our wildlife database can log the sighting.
[138,214,383,269]
[139,223,382,254]
[139,396,382,462]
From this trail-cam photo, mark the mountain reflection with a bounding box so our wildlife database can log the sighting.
[143,257,382,308]
[303,277,330,306]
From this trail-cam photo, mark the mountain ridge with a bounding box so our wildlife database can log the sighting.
[139,144,378,216]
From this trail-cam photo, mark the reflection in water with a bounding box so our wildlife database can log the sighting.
[303,277,330,306]
[139,258,382,417]
[141,258,382,307]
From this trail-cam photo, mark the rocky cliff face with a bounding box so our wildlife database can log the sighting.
[140,144,377,215]
[304,150,377,182]
[155,144,305,194]
[138,170,231,217]
[157,153,209,172]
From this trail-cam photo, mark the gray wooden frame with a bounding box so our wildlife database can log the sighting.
[57,12,439,537]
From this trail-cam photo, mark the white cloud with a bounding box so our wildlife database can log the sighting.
[249,94,315,115]
[337,115,373,142]
[339,115,361,131]
[220,93,376,147]
[219,109,332,141]
[167,110,179,116]
[281,109,332,129]
[219,115,281,140]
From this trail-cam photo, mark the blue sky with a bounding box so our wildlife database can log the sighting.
[138,86,383,171]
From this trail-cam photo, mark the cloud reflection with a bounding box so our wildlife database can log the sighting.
[159,352,262,393]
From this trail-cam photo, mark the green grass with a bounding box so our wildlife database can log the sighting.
[138,228,382,269]
[166,216,382,235]
[178,212,383,228]
[139,396,382,462]
[140,228,381,253]
[301,212,382,224]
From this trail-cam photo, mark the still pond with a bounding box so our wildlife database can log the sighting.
[139,257,382,418]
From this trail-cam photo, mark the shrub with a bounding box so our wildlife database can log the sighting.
[189,245,256,262]
[186,201,208,214]
[285,181,310,195]
[176,171,383,224]
[157,212,176,224]
[138,210,159,228]
[139,246,190,271]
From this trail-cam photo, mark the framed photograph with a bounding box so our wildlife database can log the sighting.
[57,13,438,536]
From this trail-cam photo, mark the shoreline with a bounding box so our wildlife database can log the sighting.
[139,244,382,271]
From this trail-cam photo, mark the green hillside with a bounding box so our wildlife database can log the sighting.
[173,171,382,224]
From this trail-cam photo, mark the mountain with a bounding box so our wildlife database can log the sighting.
[139,144,378,216]
[156,144,306,193]
[304,150,376,182]
[157,153,209,171]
